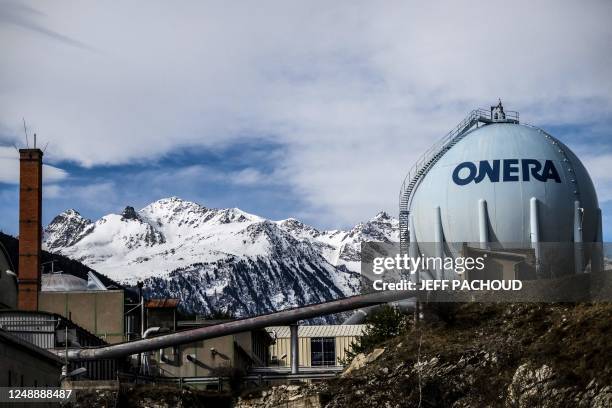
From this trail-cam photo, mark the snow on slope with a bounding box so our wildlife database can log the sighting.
[43,197,398,316]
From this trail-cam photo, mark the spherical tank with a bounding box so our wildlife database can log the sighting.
[409,123,599,248]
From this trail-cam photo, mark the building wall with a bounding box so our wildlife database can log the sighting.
[0,268,17,309]
[147,308,176,331]
[38,291,125,343]
[155,335,241,377]
[154,331,271,378]
[0,339,60,387]
[269,335,360,367]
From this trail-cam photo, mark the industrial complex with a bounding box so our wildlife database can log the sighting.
[0,103,609,402]
[0,139,371,390]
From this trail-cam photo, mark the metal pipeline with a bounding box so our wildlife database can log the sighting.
[55,289,418,361]
[343,297,416,324]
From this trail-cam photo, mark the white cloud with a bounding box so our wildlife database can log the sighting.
[128,165,277,189]
[1,1,611,225]
[0,146,67,184]
[581,154,612,203]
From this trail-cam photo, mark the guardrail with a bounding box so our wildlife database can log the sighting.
[398,108,519,253]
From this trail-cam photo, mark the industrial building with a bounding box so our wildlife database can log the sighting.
[151,319,273,380]
[0,310,120,380]
[0,328,63,387]
[39,282,128,345]
[266,325,366,369]
[0,144,373,388]
[0,103,607,392]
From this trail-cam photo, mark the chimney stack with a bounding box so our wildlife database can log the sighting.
[18,148,43,311]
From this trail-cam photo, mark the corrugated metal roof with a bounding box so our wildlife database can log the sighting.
[266,325,367,338]
[0,310,109,348]
[146,298,180,308]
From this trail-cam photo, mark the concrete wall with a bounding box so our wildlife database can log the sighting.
[154,331,272,378]
[147,308,175,331]
[0,268,17,309]
[155,334,244,377]
[38,290,125,343]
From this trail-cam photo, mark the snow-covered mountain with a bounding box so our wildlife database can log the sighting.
[43,197,398,317]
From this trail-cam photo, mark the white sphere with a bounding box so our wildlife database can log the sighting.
[410,123,599,247]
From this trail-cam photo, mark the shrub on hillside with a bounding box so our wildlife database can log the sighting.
[341,305,409,364]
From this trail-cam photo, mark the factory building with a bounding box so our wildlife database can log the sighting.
[0,146,140,382]
[0,328,62,388]
[0,102,604,390]
[146,298,180,332]
[266,325,366,369]
[38,276,128,344]
[0,310,121,380]
[141,309,273,382]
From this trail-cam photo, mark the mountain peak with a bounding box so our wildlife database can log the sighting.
[371,211,392,221]
[44,209,93,251]
[155,196,187,205]
[63,209,83,217]
[277,218,320,239]
[121,206,140,221]
[49,209,90,226]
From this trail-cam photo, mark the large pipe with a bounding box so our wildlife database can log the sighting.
[434,206,444,279]
[591,208,604,273]
[56,290,418,361]
[574,200,584,274]
[290,323,299,374]
[343,298,416,325]
[478,199,488,249]
[530,197,542,278]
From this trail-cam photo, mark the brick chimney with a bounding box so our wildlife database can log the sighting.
[18,148,43,311]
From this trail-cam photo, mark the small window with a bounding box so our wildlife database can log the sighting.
[311,337,336,366]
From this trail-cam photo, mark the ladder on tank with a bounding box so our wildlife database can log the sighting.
[398,108,519,254]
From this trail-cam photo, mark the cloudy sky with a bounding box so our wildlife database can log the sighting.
[1,0,611,238]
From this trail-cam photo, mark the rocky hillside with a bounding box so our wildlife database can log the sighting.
[43,197,398,316]
[239,303,612,407]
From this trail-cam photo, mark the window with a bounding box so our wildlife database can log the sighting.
[311,337,336,366]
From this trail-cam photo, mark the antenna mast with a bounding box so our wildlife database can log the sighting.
[22,118,29,148]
